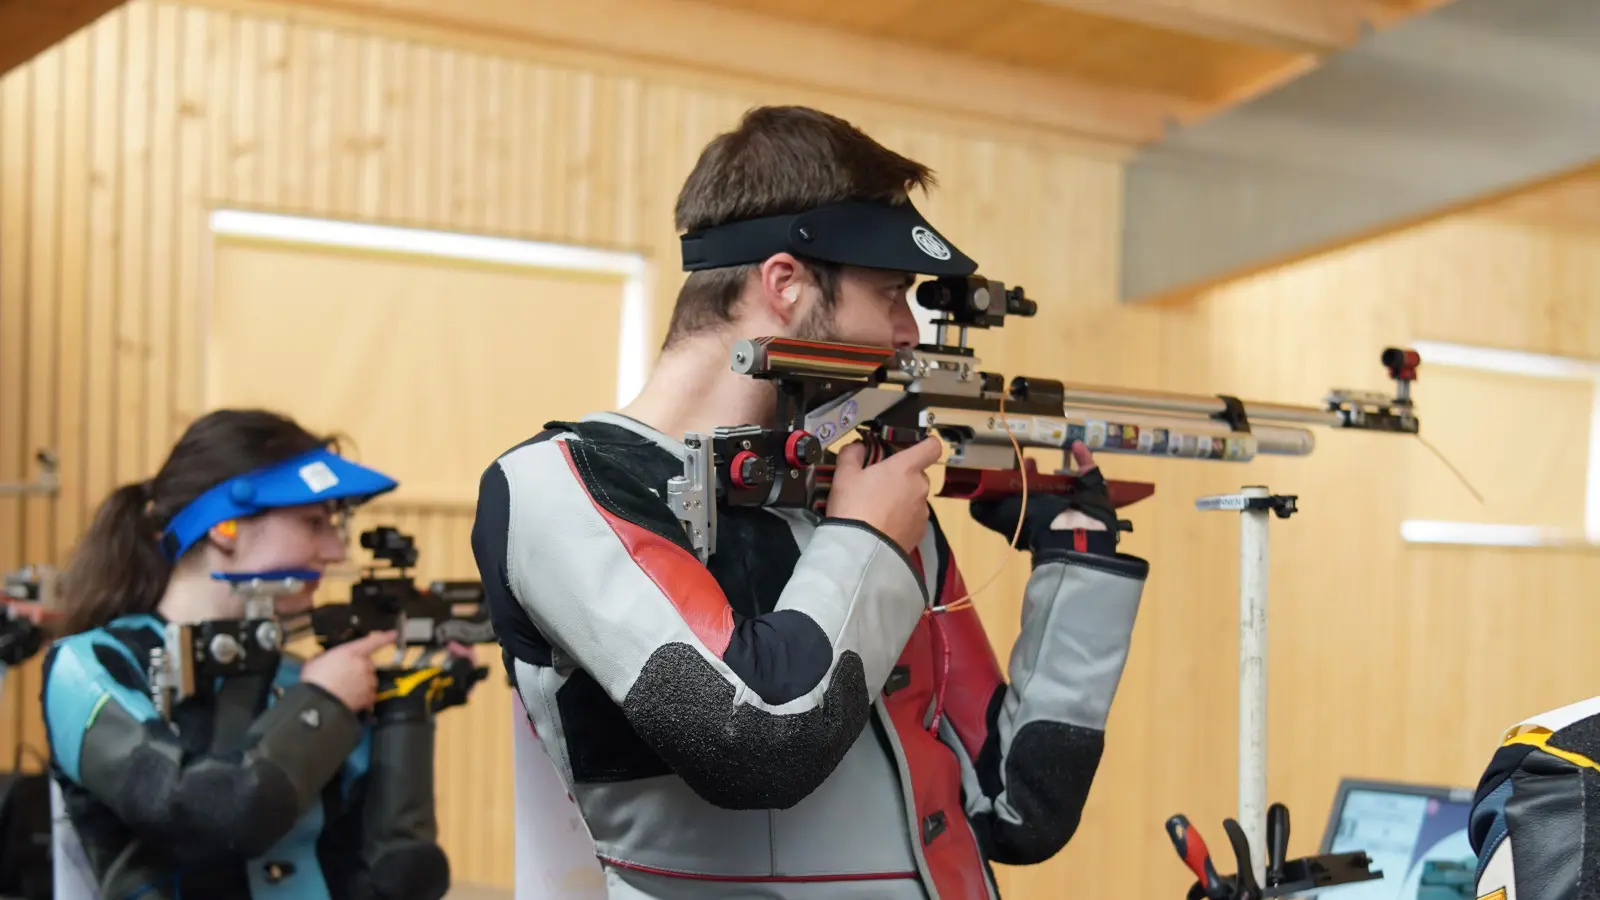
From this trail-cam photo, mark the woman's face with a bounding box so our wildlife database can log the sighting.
[225,501,349,615]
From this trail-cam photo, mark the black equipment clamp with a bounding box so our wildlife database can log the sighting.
[1166,803,1382,899]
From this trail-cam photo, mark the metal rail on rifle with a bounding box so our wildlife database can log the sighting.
[299,526,494,657]
[667,274,1421,561]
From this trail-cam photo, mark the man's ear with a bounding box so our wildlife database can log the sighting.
[757,253,806,325]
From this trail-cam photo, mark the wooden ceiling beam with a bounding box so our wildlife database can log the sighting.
[0,0,128,77]
[1027,0,1376,55]
[258,0,1194,147]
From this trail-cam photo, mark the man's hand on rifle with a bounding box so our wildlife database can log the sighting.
[429,641,489,714]
[372,641,489,719]
[970,441,1125,555]
[826,435,944,553]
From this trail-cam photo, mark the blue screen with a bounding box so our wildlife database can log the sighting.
[1317,788,1474,899]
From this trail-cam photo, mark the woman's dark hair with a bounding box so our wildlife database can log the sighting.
[57,408,334,636]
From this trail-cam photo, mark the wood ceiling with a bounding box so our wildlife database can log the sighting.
[676,0,1458,124]
[0,0,128,77]
[11,0,1593,234]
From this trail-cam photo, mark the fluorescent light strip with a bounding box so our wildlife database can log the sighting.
[1410,340,1600,380]
[209,209,653,406]
[1400,520,1599,549]
[1401,340,1600,548]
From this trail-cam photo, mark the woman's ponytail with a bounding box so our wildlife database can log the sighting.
[57,480,171,635]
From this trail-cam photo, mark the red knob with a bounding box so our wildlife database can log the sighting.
[785,431,821,468]
[729,451,770,490]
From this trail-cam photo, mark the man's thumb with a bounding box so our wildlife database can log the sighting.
[833,441,866,473]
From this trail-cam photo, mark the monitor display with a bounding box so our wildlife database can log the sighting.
[1314,779,1476,899]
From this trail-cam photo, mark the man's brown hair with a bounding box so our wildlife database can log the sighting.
[662,106,936,348]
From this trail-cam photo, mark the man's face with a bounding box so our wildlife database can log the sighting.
[789,265,923,349]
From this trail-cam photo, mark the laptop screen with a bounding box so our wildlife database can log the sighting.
[1314,779,1476,899]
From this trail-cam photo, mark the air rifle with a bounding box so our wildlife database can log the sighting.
[1,566,60,669]
[304,526,495,656]
[667,274,1420,561]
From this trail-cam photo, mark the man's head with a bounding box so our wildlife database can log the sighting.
[663,106,974,352]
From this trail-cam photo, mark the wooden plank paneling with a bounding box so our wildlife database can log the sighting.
[1,2,1597,898]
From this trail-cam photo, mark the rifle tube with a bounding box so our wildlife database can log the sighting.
[923,407,1315,460]
[1054,382,1344,430]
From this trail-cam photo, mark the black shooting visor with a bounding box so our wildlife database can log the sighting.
[680,200,978,277]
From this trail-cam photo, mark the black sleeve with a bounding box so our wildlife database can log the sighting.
[337,690,452,900]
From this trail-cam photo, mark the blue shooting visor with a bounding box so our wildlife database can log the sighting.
[160,447,399,561]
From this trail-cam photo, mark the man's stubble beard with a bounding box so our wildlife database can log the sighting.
[788,302,841,343]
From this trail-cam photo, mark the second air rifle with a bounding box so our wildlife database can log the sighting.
[667,274,1421,561]
[301,526,496,656]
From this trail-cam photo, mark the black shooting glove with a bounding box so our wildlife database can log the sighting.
[427,654,489,714]
[969,450,1129,557]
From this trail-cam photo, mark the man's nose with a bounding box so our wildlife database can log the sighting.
[323,533,349,564]
[891,301,922,349]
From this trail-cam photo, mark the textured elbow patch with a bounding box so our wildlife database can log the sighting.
[622,642,868,810]
[117,738,300,858]
[979,721,1104,866]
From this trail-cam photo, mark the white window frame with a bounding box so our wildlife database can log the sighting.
[1399,340,1600,549]
[203,210,655,409]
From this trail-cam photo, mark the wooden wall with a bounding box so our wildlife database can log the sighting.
[3,0,1599,895]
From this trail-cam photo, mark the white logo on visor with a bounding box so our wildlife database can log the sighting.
[912,226,951,261]
[298,461,340,494]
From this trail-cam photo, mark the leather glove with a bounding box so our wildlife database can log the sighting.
[969,447,1129,556]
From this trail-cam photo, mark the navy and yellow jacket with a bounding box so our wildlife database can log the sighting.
[1469,696,1600,900]
[40,612,451,900]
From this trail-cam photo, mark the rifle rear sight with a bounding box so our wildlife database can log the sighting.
[916,275,1036,354]
[360,526,417,573]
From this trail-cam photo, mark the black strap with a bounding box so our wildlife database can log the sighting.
[1213,395,1251,433]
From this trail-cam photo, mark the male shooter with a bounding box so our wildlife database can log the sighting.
[472,105,1152,899]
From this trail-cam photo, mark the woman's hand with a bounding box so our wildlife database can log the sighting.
[302,631,397,712]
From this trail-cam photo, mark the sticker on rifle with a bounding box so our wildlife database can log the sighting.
[1147,428,1170,454]
[838,400,859,429]
[1065,423,1087,447]
[817,421,837,442]
[1084,420,1107,449]
[1224,438,1252,461]
[998,416,1030,438]
[1115,424,1140,450]
[1034,417,1067,445]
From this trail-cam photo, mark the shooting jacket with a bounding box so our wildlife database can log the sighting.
[473,413,1150,899]
[1470,695,1600,900]
[40,613,450,900]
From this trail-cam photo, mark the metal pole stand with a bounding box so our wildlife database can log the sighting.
[1195,486,1298,891]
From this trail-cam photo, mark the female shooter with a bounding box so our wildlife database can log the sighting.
[39,409,464,900]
